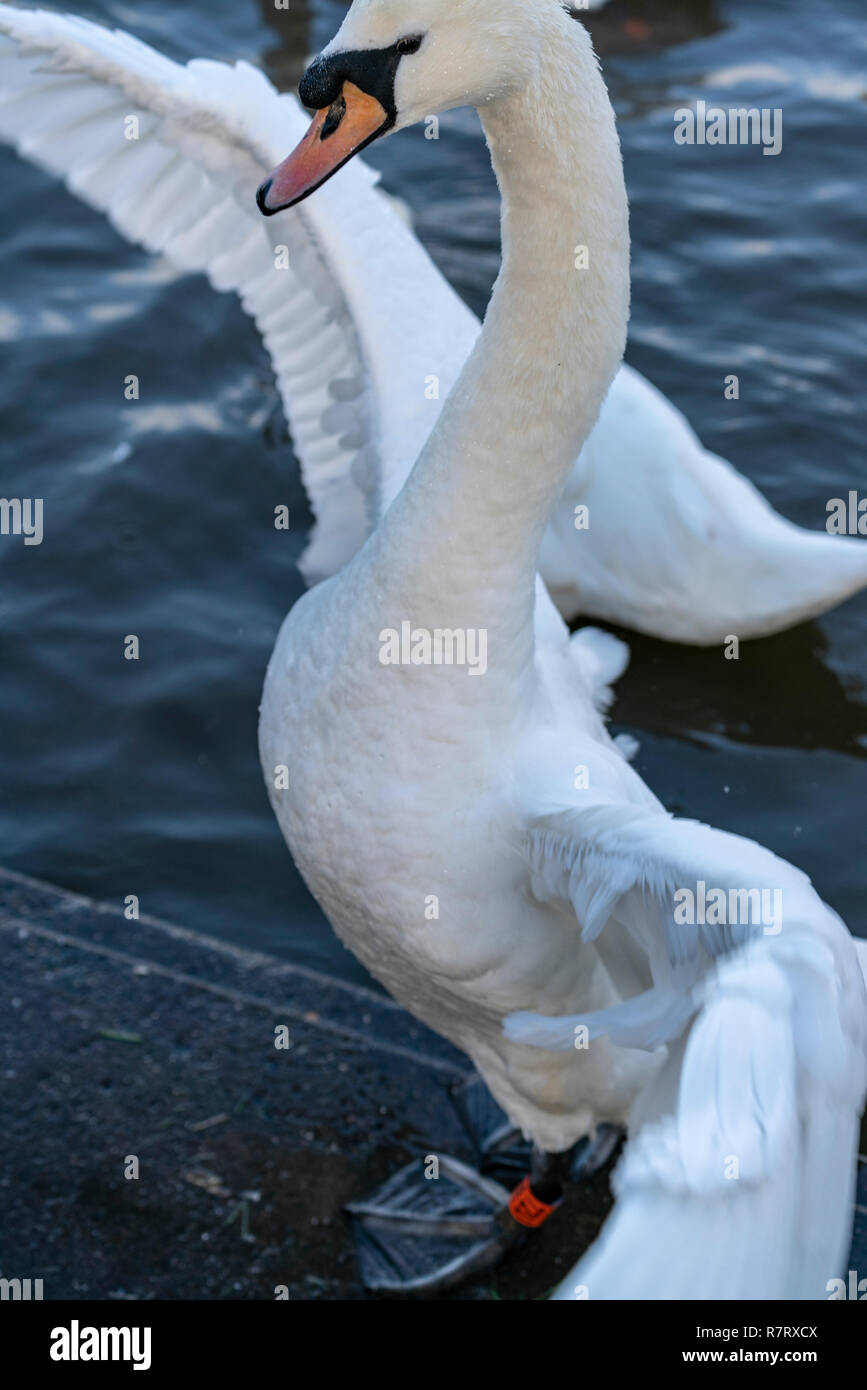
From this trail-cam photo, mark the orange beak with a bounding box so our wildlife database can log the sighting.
[257,81,389,214]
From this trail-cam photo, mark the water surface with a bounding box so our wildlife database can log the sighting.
[0,0,865,987]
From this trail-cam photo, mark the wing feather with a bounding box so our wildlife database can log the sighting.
[506,802,867,1298]
[0,3,477,580]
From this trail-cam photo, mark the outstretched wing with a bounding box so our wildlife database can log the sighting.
[506,801,867,1299]
[0,3,479,580]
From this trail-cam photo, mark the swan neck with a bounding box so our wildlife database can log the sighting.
[374,18,629,631]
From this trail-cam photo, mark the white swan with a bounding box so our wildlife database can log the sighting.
[3,2,867,646]
[2,0,865,1300]
[250,0,867,1299]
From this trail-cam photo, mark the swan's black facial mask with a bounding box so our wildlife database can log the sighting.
[256,36,424,215]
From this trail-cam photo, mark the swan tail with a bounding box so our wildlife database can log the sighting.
[703,516,867,642]
[751,528,867,639]
[544,362,867,643]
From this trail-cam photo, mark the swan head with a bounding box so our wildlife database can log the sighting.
[257,0,546,214]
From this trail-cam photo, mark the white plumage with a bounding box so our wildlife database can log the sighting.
[1,0,865,1302]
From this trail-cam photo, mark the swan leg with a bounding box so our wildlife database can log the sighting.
[505,1131,623,1225]
[451,1072,623,1183]
[506,1144,575,1226]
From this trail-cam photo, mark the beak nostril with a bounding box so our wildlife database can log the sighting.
[321,95,347,141]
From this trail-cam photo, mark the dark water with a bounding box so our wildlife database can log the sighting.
[0,0,865,989]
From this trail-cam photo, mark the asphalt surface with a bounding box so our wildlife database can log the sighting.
[0,867,615,1300]
[0,867,863,1301]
